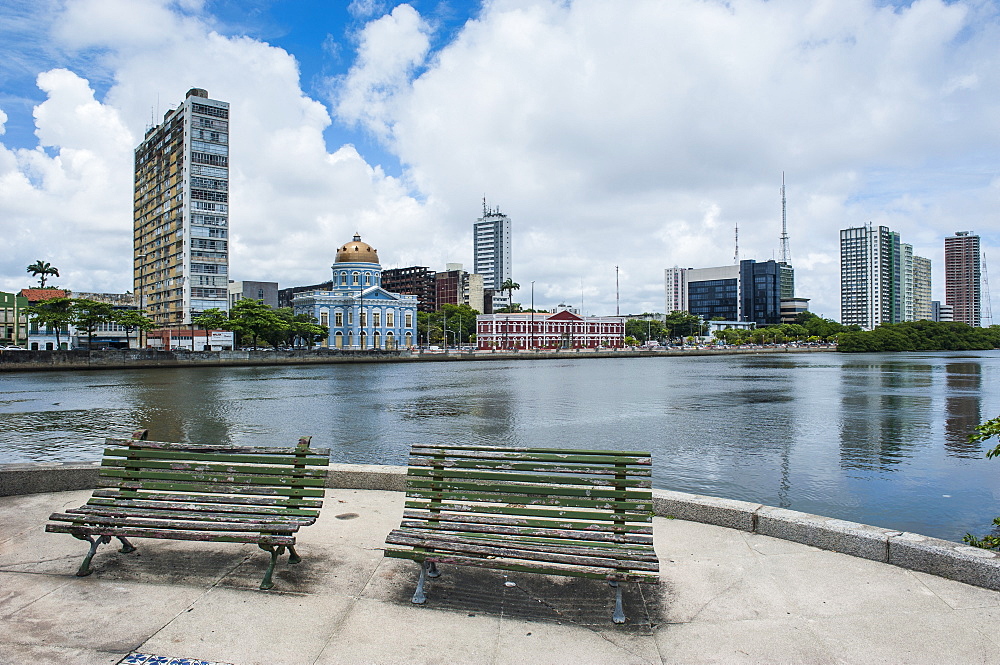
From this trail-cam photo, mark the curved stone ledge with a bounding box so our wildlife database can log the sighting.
[2,462,997,591]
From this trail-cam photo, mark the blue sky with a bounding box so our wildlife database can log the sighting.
[1,0,998,320]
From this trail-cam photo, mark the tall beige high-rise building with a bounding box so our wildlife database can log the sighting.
[134,88,230,327]
[945,231,981,327]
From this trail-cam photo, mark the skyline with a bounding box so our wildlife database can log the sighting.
[1,0,999,320]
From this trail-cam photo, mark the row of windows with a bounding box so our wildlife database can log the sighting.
[191,103,229,119]
[191,263,227,275]
[191,214,227,226]
[334,270,379,287]
[318,310,412,328]
[192,189,228,202]
[193,116,228,131]
[191,140,228,155]
[191,164,228,179]
[190,177,227,191]
[192,152,228,167]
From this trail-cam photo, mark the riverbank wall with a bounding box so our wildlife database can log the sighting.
[0,345,834,372]
[3,460,996,591]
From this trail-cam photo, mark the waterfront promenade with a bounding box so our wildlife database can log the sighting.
[2,467,1000,664]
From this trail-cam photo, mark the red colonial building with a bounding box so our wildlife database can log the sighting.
[476,311,624,350]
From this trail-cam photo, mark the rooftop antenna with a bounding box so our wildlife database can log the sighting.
[734,221,740,264]
[615,266,620,316]
[779,172,791,265]
[483,196,487,217]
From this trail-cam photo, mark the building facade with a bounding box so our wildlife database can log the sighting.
[474,202,512,311]
[476,311,624,350]
[381,266,436,313]
[134,88,230,327]
[0,291,28,347]
[293,234,418,350]
[840,225,931,330]
[435,264,485,313]
[228,281,279,309]
[944,231,981,327]
[665,260,786,325]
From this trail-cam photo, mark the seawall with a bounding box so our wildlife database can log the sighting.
[0,345,834,372]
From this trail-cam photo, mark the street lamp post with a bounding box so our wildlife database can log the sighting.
[530,281,535,350]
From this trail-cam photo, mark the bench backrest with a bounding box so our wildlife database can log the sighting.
[95,430,330,517]
[403,444,653,534]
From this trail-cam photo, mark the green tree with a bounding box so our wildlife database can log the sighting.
[26,297,73,349]
[285,311,328,349]
[963,416,1000,550]
[26,260,59,288]
[71,299,114,349]
[192,308,231,332]
[418,304,480,346]
[663,311,701,341]
[228,299,285,349]
[112,310,155,349]
[498,278,520,312]
[625,318,666,344]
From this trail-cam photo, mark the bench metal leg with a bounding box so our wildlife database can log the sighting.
[73,534,111,577]
[609,580,625,624]
[412,560,434,604]
[287,544,301,564]
[258,544,287,590]
[426,561,440,578]
[117,536,137,554]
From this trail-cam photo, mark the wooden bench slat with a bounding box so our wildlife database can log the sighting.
[71,505,318,524]
[386,530,659,570]
[46,522,296,545]
[410,449,651,466]
[98,468,326,487]
[105,439,332,456]
[404,493,652,514]
[102,459,329,478]
[408,458,652,476]
[389,527,657,561]
[398,519,653,545]
[403,500,651,521]
[402,509,652,534]
[406,467,651,488]
[410,443,651,457]
[86,498,321,518]
[104,448,330,466]
[90,489,323,508]
[49,512,301,533]
[384,548,658,582]
[100,479,325,497]
[404,480,651,501]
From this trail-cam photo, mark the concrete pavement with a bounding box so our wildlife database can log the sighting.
[2,487,1000,665]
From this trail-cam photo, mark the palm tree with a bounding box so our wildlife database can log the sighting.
[26,260,59,288]
[499,278,520,310]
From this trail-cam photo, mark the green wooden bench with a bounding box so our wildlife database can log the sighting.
[384,444,659,623]
[46,430,330,590]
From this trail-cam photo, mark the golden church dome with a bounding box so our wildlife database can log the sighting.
[335,233,380,264]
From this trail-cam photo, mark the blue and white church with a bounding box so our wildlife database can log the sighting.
[293,233,418,350]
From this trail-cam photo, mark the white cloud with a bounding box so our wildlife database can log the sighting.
[2,0,999,321]
[334,3,431,140]
[336,0,1000,317]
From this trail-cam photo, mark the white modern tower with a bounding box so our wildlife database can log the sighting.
[473,200,512,310]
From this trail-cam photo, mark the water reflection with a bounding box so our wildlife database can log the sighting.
[944,362,982,458]
[2,351,999,541]
[839,360,933,470]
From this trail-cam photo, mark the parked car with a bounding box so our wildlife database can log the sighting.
[1,346,26,351]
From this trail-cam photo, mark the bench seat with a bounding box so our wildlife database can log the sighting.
[46,430,329,589]
[385,444,659,623]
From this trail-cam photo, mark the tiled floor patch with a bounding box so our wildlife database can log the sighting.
[119,653,234,665]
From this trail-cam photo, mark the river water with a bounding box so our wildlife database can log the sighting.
[2,351,998,542]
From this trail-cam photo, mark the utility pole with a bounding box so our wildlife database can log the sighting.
[615,266,620,316]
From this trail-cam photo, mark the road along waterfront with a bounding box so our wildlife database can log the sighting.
[1,350,998,542]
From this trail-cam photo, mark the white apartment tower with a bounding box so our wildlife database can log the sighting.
[840,225,931,330]
[474,201,512,310]
[134,88,230,327]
